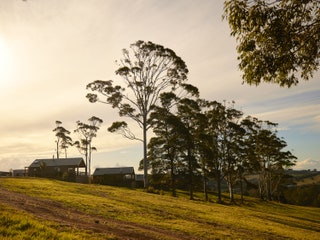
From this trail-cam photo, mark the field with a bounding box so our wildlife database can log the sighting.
[0,178,319,239]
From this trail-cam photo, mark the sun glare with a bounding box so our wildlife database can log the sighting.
[0,38,15,88]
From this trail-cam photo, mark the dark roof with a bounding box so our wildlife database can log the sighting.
[29,158,86,168]
[93,167,134,176]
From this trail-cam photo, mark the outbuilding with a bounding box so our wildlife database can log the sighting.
[28,158,86,182]
[92,167,135,187]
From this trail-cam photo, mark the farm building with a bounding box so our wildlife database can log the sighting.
[28,158,86,182]
[12,169,27,177]
[92,167,135,187]
[0,171,10,176]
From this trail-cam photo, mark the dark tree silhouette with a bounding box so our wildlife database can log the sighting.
[86,40,190,188]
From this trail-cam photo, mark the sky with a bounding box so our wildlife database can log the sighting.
[0,0,319,173]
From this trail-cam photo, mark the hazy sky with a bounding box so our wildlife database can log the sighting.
[0,0,319,173]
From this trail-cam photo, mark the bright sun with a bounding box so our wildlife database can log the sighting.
[0,38,14,88]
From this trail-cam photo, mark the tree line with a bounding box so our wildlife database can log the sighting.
[144,96,296,203]
[86,40,297,203]
[84,0,319,202]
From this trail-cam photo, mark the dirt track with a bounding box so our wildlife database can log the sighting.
[0,187,191,240]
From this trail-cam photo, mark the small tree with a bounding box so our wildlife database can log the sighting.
[74,116,103,179]
[175,97,202,200]
[147,93,181,196]
[242,117,296,200]
[217,102,243,203]
[146,89,199,196]
[200,100,226,203]
[86,40,190,188]
[53,121,72,159]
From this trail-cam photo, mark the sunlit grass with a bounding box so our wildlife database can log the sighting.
[1,177,319,239]
[0,203,114,240]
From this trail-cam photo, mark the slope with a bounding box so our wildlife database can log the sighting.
[0,178,319,239]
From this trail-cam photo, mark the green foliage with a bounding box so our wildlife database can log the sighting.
[223,0,320,87]
[147,98,296,203]
[0,204,108,239]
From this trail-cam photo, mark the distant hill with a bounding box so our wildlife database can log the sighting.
[286,169,320,186]
[281,170,320,207]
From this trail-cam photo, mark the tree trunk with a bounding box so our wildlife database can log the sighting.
[56,140,59,159]
[239,177,244,204]
[203,175,208,201]
[267,171,272,201]
[85,144,88,176]
[258,172,264,200]
[88,142,92,184]
[188,149,194,200]
[170,158,176,197]
[228,175,235,204]
[216,170,222,203]
[143,116,148,189]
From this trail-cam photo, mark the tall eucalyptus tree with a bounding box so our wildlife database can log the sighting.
[198,100,225,202]
[74,116,103,178]
[53,121,72,159]
[220,102,244,203]
[86,40,190,188]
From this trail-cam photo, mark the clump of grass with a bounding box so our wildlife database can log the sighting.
[0,208,58,240]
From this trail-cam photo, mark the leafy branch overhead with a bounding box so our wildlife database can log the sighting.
[223,0,320,87]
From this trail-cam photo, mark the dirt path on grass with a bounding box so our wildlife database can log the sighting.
[0,187,190,240]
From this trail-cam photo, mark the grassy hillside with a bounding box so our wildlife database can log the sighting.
[295,173,320,186]
[0,178,319,239]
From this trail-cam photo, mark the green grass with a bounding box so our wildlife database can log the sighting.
[0,204,113,240]
[1,177,319,239]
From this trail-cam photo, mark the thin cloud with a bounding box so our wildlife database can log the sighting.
[294,158,320,170]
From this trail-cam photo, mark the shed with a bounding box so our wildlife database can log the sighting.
[92,167,135,187]
[28,158,86,181]
[0,171,10,177]
[12,169,27,177]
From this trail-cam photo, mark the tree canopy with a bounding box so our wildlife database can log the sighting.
[74,116,103,177]
[86,40,297,200]
[86,40,194,188]
[145,97,296,202]
[53,121,72,159]
[223,0,320,87]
